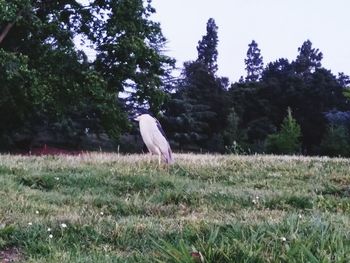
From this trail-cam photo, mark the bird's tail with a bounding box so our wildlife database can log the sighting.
[164,147,174,164]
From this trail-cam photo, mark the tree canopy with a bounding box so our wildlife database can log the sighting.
[0,0,173,151]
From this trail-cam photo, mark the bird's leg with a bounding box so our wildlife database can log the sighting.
[148,152,152,164]
[158,152,161,166]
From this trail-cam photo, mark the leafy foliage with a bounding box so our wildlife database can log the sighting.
[0,50,35,140]
[0,0,173,151]
[320,125,350,157]
[89,0,175,113]
[325,110,350,127]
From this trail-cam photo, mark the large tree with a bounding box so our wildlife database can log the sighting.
[0,0,114,150]
[164,19,228,152]
[0,0,173,151]
[87,0,175,113]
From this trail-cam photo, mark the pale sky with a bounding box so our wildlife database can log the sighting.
[151,0,350,82]
[77,0,350,83]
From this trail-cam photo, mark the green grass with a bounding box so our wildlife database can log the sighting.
[0,153,350,262]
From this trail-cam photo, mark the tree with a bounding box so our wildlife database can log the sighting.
[88,0,175,113]
[245,40,264,82]
[0,0,116,150]
[294,39,323,76]
[0,49,35,149]
[164,61,228,152]
[266,108,301,154]
[0,0,175,151]
[196,18,218,74]
[164,18,228,152]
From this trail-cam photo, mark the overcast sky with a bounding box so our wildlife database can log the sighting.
[151,0,350,82]
[77,0,350,83]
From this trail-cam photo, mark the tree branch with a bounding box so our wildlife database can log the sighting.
[0,22,15,44]
[0,8,25,45]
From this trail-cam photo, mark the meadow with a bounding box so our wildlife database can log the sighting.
[0,153,350,262]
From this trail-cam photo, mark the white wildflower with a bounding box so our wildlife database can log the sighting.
[100,212,104,216]
[35,210,39,214]
[47,228,51,232]
[61,223,67,228]
[281,237,287,242]
[55,177,60,181]
[49,234,53,239]
[28,222,32,226]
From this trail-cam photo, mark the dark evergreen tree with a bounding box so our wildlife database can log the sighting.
[196,18,218,74]
[164,18,229,152]
[164,61,228,152]
[228,78,276,152]
[245,40,264,82]
[294,39,323,76]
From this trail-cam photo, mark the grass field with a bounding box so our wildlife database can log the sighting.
[0,153,350,262]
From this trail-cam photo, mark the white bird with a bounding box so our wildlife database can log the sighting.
[133,111,174,165]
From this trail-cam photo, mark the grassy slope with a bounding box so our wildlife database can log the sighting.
[0,153,350,262]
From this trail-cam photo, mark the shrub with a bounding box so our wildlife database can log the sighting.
[320,125,350,157]
[266,107,301,154]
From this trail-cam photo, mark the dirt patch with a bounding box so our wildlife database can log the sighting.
[0,247,23,263]
[330,176,350,186]
[320,184,350,197]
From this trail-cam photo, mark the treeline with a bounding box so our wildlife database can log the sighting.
[162,19,350,156]
[1,1,350,156]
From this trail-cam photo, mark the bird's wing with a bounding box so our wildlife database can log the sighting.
[155,119,168,139]
[151,119,174,164]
